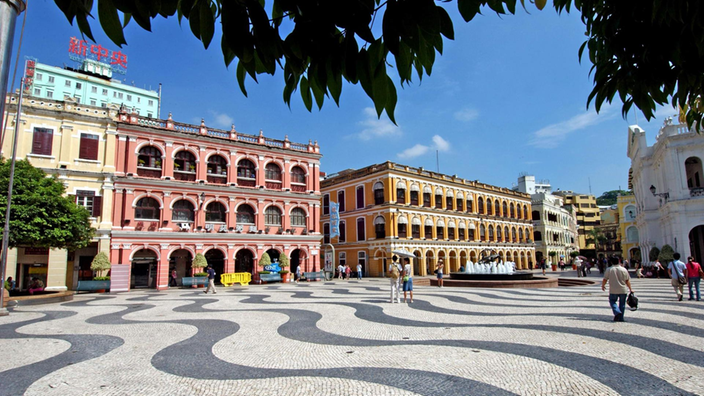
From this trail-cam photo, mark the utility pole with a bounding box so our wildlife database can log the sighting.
[0,0,26,130]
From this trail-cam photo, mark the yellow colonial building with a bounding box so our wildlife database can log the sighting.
[1,94,117,291]
[320,162,535,277]
[617,194,640,261]
[554,191,601,257]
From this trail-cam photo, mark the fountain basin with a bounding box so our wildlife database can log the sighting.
[450,271,534,281]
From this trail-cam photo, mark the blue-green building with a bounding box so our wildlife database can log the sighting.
[24,58,160,117]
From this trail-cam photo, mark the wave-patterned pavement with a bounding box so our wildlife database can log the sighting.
[1,278,702,395]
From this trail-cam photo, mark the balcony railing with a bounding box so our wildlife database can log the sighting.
[291,184,306,193]
[691,187,704,197]
[207,174,227,184]
[137,167,162,178]
[174,170,196,182]
[238,178,256,188]
[265,181,282,190]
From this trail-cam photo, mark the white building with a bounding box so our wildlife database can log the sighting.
[627,118,704,262]
[515,176,579,263]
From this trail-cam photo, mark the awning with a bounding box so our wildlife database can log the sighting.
[398,215,408,224]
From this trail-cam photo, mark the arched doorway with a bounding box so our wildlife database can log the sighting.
[449,251,458,272]
[132,249,159,289]
[413,250,422,276]
[469,250,477,263]
[460,251,467,267]
[689,225,704,262]
[266,248,280,264]
[168,249,193,286]
[235,249,254,273]
[426,250,435,275]
[628,247,641,264]
[375,249,386,277]
[205,249,225,284]
[290,249,306,275]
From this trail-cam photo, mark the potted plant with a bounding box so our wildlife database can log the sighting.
[185,253,208,287]
[138,158,145,166]
[154,159,161,168]
[548,251,558,271]
[256,252,271,283]
[85,252,111,292]
[569,251,579,269]
[279,252,290,283]
[189,164,196,172]
[174,163,181,170]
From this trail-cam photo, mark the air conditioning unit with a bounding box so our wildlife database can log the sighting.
[179,223,191,231]
[204,223,214,232]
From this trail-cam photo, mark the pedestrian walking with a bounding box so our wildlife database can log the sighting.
[654,260,664,278]
[601,256,634,322]
[170,268,178,287]
[345,264,351,280]
[574,257,582,277]
[436,259,445,288]
[559,259,565,271]
[402,258,413,303]
[540,258,546,276]
[388,255,402,303]
[686,256,702,301]
[204,265,217,294]
[295,265,301,283]
[668,253,688,301]
[337,264,345,280]
[356,263,363,280]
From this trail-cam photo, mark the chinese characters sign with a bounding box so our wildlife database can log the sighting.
[330,202,340,238]
[23,59,35,94]
[68,37,128,74]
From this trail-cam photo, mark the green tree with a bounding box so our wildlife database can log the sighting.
[569,251,579,259]
[278,252,289,269]
[585,228,607,252]
[54,0,704,127]
[192,253,208,273]
[658,244,675,264]
[648,246,660,262]
[596,190,631,206]
[90,251,111,277]
[0,158,94,249]
[258,252,271,269]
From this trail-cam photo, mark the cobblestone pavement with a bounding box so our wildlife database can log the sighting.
[1,277,703,396]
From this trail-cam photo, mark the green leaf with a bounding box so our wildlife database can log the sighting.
[98,0,127,46]
[300,76,313,111]
[199,0,215,48]
[236,61,249,96]
[535,0,547,10]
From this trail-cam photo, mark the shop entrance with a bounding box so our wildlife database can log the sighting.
[169,249,193,286]
[132,249,158,289]
[235,249,254,273]
[290,249,304,274]
[689,225,704,262]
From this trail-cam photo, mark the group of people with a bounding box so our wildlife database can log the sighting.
[388,255,414,303]
[3,276,44,294]
[336,264,363,281]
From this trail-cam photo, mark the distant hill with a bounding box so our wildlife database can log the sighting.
[596,190,632,206]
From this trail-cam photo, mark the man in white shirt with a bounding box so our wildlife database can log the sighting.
[337,264,345,280]
[601,256,634,322]
[667,253,688,301]
[388,255,402,303]
[356,263,363,280]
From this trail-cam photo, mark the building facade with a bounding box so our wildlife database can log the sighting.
[554,191,601,258]
[321,162,535,277]
[596,205,621,260]
[109,111,322,291]
[1,94,118,291]
[515,176,579,264]
[627,119,704,262]
[617,194,640,261]
[23,59,160,117]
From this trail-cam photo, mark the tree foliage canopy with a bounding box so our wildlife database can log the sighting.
[596,190,631,206]
[90,251,111,275]
[54,0,704,127]
[658,244,675,263]
[278,252,289,268]
[0,158,94,249]
[192,252,208,268]
[648,246,660,262]
[258,252,271,267]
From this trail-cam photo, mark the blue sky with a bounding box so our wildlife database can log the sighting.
[10,2,675,196]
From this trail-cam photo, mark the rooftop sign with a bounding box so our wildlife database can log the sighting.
[68,37,128,75]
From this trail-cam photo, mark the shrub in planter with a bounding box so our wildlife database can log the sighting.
[194,272,208,277]
[192,253,208,275]
[259,271,271,275]
[658,245,674,264]
[649,246,661,262]
[259,252,271,270]
[93,276,111,281]
[91,252,111,279]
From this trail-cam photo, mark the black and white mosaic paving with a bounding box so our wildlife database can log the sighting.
[1,278,703,395]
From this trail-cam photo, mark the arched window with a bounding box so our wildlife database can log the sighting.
[339,220,346,242]
[137,146,162,168]
[436,219,445,239]
[486,198,493,215]
[623,205,637,221]
[374,216,386,239]
[495,200,501,216]
[510,203,515,218]
[410,184,420,206]
[626,226,639,243]
[424,218,433,239]
[496,225,502,241]
[534,230,542,241]
[172,200,195,222]
[435,187,443,209]
[265,206,282,226]
[519,228,524,241]
[137,146,163,178]
[423,186,432,207]
[291,166,307,192]
[532,210,541,221]
[411,217,421,238]
[511,227,517,242]
[396,181,407,204]
[447,220,456,240]
[480,224,486,241]
[135,197,160,220]
[523,206,528,219]
[174,150,196,175]
[685,156,703,188]
[458,221,466,240]
[237,159,256,180]
[357,218,366,241]
[236,204,255,224]
[265,163,282,181]
[516,204,522,219]
[488,225,494,240]
[478,197,484,214]
[373,182,384,205]
[504,226,510,242]
[356,185,365,209]
[467,198,473,213]
[502,202,508,217]
[398,215,408,238]
[207,155,228,184]
[338,190,346,212]
[205,201,226,222]
[291,207,307,227]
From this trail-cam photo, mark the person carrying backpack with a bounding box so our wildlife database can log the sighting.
[388,255,402,303]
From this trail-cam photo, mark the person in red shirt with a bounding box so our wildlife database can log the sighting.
[686,256,702,301]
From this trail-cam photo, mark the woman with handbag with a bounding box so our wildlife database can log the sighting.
[402,258,413,303]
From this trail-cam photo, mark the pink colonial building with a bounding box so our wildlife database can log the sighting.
[109,110,322,291]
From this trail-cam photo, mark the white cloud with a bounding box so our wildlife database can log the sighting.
[432,135,450,152]
[208,111,235,129]
[397,144,430,159]
[529,107,616,149]
[454,108,479,122]
[356,107,401,141]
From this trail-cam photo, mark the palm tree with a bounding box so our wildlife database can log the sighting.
[585,228,607,256]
